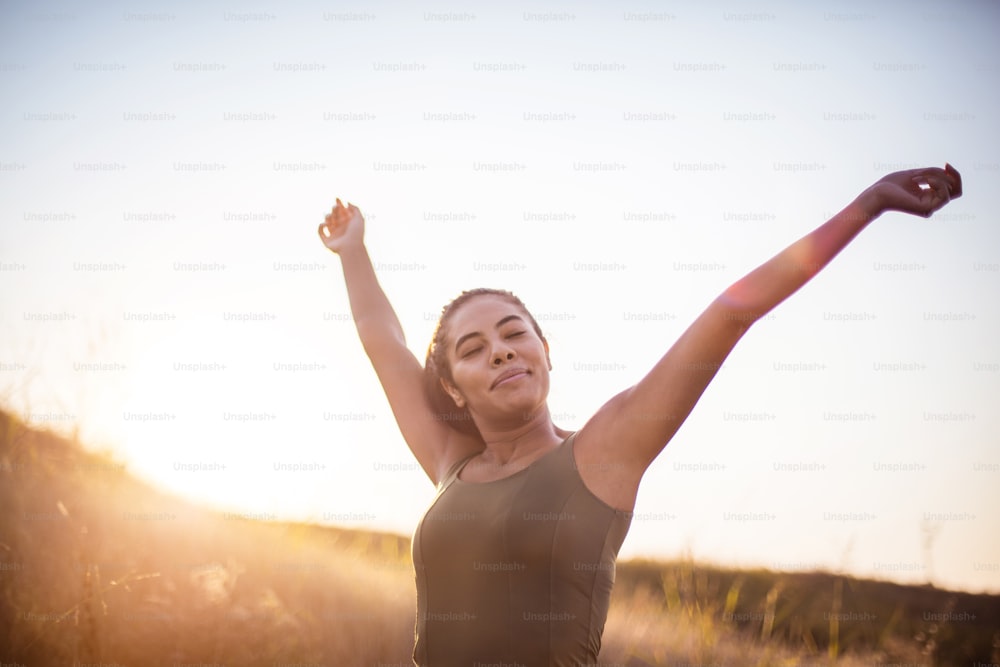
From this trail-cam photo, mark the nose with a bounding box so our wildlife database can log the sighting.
[492,350,515,366]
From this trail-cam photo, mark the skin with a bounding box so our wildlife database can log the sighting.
[437,296,570,482]
[318,165,962,510]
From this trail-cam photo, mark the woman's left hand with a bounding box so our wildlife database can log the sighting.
[861,163,962,218]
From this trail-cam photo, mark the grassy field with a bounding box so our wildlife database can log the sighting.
[2,407,997,666]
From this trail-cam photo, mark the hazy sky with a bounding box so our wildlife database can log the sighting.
[2,0,998,594]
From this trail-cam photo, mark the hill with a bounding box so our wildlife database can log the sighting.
[2,408,997,666]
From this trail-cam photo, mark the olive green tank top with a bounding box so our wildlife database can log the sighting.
[411,433,633,666]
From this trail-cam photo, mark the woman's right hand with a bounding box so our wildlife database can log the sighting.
[318,198,365,254]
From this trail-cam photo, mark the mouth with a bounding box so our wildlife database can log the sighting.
[491,367,530,390]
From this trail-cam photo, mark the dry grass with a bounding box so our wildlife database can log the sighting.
[604,559,1000,666]
[1,409,415,665]
[2,407,997,666]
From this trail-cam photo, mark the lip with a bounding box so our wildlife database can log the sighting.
[491,367,529,390]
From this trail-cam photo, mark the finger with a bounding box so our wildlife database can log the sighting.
[922,192,949,218]
[921,173,953,204]
[944,163,962,197]
[910,171,948,197]
[924,197,944,218]
[908,176,935,201]
[913,167,960,198]
[908,166,946,182]
[914,169,951,198]
[318,222,331,240]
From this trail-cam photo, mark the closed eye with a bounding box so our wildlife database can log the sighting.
[461,347,483,358]
[506,331,526,339]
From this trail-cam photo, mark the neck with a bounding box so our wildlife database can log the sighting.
[472,407,567,465]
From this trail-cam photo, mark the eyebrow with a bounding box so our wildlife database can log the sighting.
[453,314,525,353]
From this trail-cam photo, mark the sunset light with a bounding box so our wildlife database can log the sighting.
[2,2,999,665]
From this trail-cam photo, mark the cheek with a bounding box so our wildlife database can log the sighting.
[449,363,480,394]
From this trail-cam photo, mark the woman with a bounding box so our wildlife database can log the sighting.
[317,165,962,666]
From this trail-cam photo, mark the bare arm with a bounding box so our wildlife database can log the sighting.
[718,163,961,323]
[576,165,963,509]
[319,200,476,484]
[336,244,406,353]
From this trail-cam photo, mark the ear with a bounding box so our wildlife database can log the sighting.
[440,376,466,408]
[543,337,552,371]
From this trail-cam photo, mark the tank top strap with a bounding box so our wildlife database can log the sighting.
[436,451,479,491]
[562,430,579,454]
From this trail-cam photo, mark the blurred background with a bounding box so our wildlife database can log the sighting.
[2,0,998,595]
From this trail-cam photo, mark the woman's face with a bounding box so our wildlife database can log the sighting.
[441,295,551,428]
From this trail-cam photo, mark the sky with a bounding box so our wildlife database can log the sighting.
[1,0,998,595]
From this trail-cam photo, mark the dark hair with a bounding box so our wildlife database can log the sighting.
[423,288,546,436]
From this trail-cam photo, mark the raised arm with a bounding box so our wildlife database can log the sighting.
[318,200,476,484]
[718,164,962,324]
[574,165,963,509]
